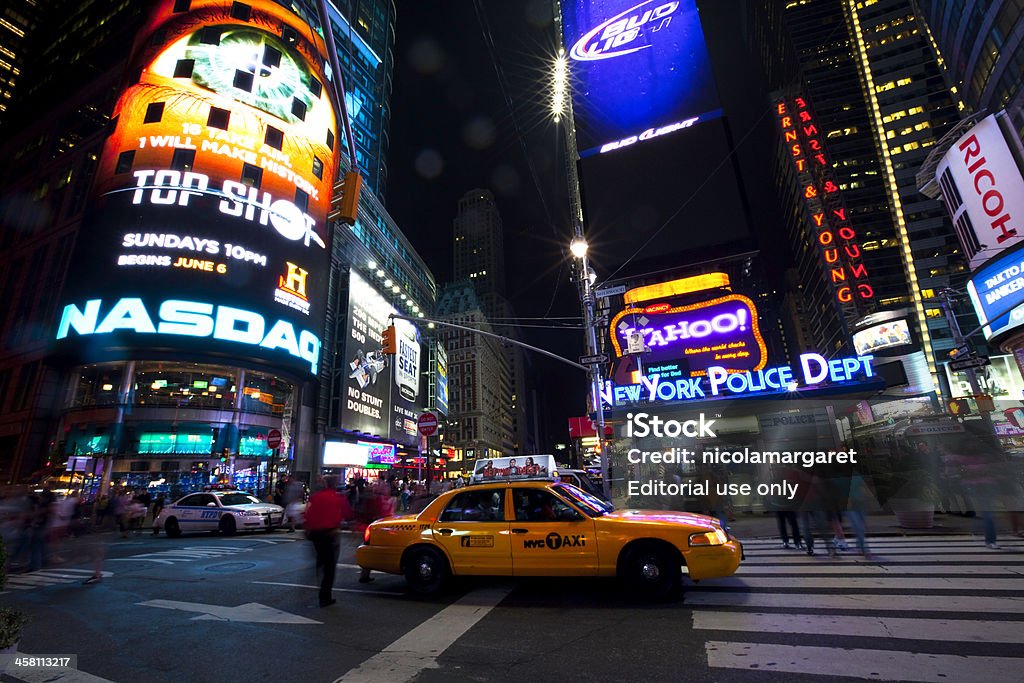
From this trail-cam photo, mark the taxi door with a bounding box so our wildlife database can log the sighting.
[431,488,513,575]
[509,488,598,576]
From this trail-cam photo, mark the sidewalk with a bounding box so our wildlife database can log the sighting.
[725,510,1000,540]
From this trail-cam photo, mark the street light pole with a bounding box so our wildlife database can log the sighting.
[940,288,996,443]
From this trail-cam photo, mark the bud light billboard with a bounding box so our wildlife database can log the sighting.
[609,294,766,386]
[561,0,721,156]
[53,0,338,378]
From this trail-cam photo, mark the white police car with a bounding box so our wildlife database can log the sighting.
[153,491,284,537]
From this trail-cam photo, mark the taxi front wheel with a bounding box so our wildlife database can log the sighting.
[620,544,682,599]
[404,547,450,596]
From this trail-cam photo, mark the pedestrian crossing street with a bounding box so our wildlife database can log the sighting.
[690,535,1024,682]
[2,568,114,592]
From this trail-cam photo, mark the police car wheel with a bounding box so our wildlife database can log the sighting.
[621,545,681,598]
[164,518,181,538]
[404,547,449,595]
[219,515,237,536]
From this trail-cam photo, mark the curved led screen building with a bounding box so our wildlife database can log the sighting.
[52,0,338,496]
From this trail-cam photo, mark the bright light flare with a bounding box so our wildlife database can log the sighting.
[551,52,568,122]
[569,237,588,259]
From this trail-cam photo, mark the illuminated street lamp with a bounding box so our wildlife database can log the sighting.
[569,237,588,259]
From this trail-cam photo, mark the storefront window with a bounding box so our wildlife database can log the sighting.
[71,364,124,407]
[241,372,292,416]
[239,435,272,457]
[139,432,214,454]
[134,362,238,410]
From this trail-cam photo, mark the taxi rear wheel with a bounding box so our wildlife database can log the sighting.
[164,517,181,538]
[403,547,449,596]
[620,544,682,599]
[219,515,237,536]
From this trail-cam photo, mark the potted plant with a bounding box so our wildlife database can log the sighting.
[0,536,29,653]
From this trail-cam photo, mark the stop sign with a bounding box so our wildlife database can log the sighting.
[418,412,438,436]
[266,429,282,450]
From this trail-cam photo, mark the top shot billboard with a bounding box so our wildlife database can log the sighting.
[561,0,721,156]
[53,0,339,379]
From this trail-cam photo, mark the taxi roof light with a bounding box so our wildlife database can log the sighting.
[470,454,560,485]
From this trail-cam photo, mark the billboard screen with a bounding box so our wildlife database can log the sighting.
[852,319,912,356]
[561,0,721,156]
[342,272,424,446]
[53,0,338,378]
[609,294,766,384]
[936,113,1024,271]
[967,247,1024,340]
[433,342,449,417]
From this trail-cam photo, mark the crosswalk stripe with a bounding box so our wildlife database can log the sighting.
[7,575,61,585]
[704,643,1024,683]
[705,641,1024,682]
[713,576,1024,590]
[737,563,1024,575]
[687,591,1024,613]
[743,554,1022,564]
[694,612,1024,643]
[748,546,1023,556]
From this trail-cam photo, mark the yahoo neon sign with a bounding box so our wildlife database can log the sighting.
[610,294,765,374]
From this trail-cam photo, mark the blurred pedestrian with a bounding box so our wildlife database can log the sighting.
[846,466,873,559]
[304,475,344,607]
[944,442,1001,548]
[400,483,411,513]
[283,476,304,532]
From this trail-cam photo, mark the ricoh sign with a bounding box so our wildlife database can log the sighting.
[936,112,1024,271]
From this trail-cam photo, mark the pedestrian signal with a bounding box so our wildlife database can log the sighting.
[381,325,397,354]
[947,398,969,415]
[337,171,362,225]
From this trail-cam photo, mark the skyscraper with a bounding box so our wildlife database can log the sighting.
[451,189,536,455]
[916,0,1024,135]
[750,0,974,395]
[0,0,47,130]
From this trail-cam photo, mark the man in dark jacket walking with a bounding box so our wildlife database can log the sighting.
[304,477,345,606]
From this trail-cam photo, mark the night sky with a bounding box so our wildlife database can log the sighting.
[384,1,786,446]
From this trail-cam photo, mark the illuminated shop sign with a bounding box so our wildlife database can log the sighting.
[56,297,321,373]
[561,0,721,157]
[434,342,449,417]
[967,247,1024,340]
[359,441,397,465]
[936,113,1024,270]
[54,0,337,378]
[342,272,424,446]
[600,353,875,406]
[776,95,873,304]
[610,295,766,376]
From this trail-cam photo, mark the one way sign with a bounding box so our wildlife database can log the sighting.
[579,353,608,365]
[949,355,991,371]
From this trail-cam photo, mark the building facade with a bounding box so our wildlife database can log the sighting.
[435,280,514,474]
[916,0,1024,135]
[750,0,977,397]
[0,0,425,493]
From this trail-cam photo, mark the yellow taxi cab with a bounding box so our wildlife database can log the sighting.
[356,455,742,597]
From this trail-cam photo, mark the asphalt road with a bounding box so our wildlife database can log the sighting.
[2,530,1023,683]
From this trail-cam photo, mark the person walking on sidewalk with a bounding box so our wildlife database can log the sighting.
[304,476,344,607]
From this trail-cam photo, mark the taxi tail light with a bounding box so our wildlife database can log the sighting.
[689,528,728,547]
[363,526,371,544]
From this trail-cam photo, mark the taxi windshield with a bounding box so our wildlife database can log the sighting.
[217,493,261,506]
[553,482,614,517]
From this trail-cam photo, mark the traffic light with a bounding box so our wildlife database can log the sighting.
[381,325,397,354]
[337,170,362,225]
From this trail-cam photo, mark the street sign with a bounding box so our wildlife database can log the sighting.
[266,429,282,450]
[949,345,970,358]
[579,353,608,365]
[417,412,438,436]
[595,285,626,298]
[949,355,991,371]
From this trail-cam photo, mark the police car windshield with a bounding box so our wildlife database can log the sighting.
[553,483,614,516]
[217,493,261,506]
